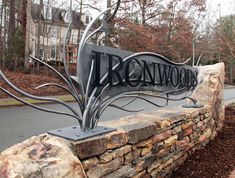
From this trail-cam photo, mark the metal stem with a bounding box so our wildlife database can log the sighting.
[0,87,82,123]
[77,8,111,100]
[0,71,81,118]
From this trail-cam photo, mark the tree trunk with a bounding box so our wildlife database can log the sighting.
[7,0,16,70]
[104,0,111,46]
[23,0,31,72]
[230,60,234,83]
[36,0,43,73]
[140,0,146,25]
[2,0,7,67]
[192,40,195,66]
[77,0,83,45]
[0,0,3,67]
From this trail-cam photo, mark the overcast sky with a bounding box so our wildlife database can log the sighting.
[207,0,235,18]
[85,0,235,19]
[39,0,235,19]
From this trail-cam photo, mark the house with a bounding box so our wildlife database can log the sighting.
[29,2,93,64]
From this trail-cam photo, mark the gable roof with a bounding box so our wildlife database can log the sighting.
[31,3,85,28]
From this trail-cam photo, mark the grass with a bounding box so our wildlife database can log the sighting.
[0,95,75,108]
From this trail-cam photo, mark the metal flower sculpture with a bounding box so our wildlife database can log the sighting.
[0,9,202,140]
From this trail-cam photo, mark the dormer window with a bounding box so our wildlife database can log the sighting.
[65,12,72,23]
[62,11,72,23]
[43,3,52,19]
[82,10,91,25]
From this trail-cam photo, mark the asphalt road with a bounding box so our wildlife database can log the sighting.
[0,88,234,151]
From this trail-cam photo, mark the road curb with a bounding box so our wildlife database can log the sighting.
[224,85,235,89]
[0,95,76,108]
[225,98,235,106]
[0,94,234,108]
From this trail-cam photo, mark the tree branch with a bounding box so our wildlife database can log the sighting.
[110,0,121,22]
[226,40,235,58]
[81,3,101,12]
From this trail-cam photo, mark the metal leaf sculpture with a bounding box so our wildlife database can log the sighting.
[0,9,202,140]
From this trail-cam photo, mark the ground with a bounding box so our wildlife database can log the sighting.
[171,106,235,178]
[0,66,77,98]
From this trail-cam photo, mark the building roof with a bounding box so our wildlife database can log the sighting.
[31,3,85,28]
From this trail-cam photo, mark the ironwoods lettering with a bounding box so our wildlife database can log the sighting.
[92,51,198,89]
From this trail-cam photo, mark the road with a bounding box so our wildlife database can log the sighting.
[0,88,234,151]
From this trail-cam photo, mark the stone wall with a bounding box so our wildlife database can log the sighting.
[79,106,214,178]
[0,63,225,178]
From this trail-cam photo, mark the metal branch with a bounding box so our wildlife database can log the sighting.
[84,18,106,43]
[87,61,137,116]
[35,83,72,94]
[0,71,81,118]
[120,96,139,108]
[77,8,111,99]
[35,83,81,107]
[145,92,192,101]
[0,87,82,123]
[85,63,138,128]
[85,59,95,105]
[29,56,71,86]
[61,17,81,107]
[109,104,143,112]
[161,85,189,95]
[98,94,168,119]
[29,56,83,109]
[196,54,203,66]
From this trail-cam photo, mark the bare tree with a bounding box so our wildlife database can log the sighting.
[35,0,43,73]
[23,0,31,71]
[7,0,16,69]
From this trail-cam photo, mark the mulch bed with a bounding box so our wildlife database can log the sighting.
[0,66,77,98]
[171,106,235,178]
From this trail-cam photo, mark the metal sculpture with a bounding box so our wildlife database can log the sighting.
[0,9,202,140]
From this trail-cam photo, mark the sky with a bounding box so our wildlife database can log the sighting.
[78,0,235,20]
[90,0,235,17]
[207,0,235,18]
[36,0,235,19]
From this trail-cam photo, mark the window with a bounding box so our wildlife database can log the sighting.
[51,46,56,59]
[66,45,77,62]
[80,31,84,40]
[67,46,73,57]
[39,48,44,61]
[64,12,71,23]
[69,51,73,59]
[51,27,57,38]
[39,48,44,57]
[86,16,90,24]
[43,4,52,19]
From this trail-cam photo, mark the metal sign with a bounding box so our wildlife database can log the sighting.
[80,44,198,98]
[0,9,202,140]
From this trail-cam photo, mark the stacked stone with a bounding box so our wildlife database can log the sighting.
[0,63,225,178]
[0,106,218,178]
[72,106,215,178]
